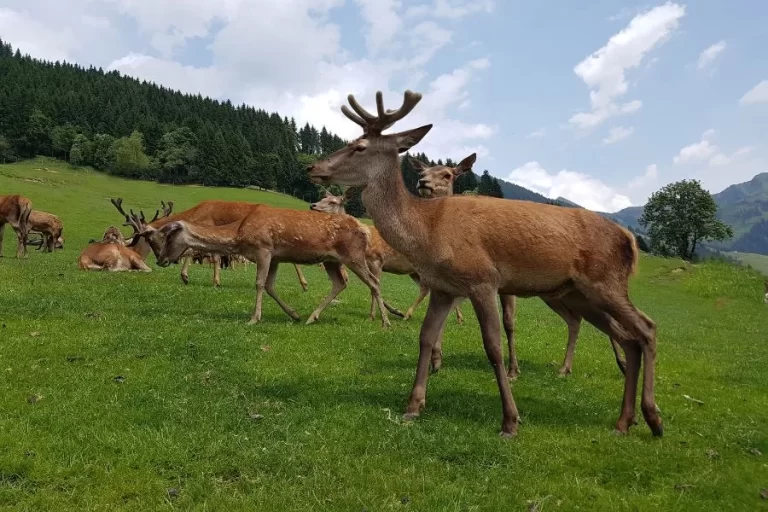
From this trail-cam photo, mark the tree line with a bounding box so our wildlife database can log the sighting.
[0,38,510,211]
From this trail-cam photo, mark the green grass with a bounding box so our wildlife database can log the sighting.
[726,251,768,277]
[2,158,768,511]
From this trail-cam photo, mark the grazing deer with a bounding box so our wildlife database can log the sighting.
[130,203,393,327]
[0,194,32,258]
[78,224,151,272]
[112,198,310,291]
[764,279,768,304]
[310,189,462,324]
[306,89,662,438]
[412,156,627,377]
[27,210,64,253]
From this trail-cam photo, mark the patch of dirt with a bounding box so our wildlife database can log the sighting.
[714,297,729,310]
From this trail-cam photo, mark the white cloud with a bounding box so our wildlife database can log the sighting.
[527,128,546,139]
[602,126,634,145]
[697,40,726,70]
[673,129,754,167]
[507,161,632,212]
[354,0,403,56]
[740,80,768,105]
[569,2,685,129]
[0,7,80,62]
[628,163,658,189]
[406,0,494,19]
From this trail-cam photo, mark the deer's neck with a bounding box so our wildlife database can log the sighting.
[184,223,241,254]
[361,159,430,256]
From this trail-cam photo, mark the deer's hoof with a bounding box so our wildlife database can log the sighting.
[499,430,517,439]
[558,368,571,377]
[507,370,520,381]
[402,412,420,422]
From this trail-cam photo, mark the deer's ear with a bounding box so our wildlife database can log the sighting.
[393,124,432,153]
[454,153,476,176]
[409,157,428,172]
[159,222,183,236]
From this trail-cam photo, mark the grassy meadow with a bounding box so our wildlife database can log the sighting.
[1,158,767,511]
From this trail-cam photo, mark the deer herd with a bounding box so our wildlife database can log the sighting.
[1,88,691,439]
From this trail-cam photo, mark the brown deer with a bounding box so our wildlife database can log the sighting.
[130,202,393,327]
[310,189,463,325]
[78,224,151,272]
[306,89,662,438]
[412,157,627,377]
[0,194,32,258]
[763,279,768,304]
[27,210,64,252]
[112,198,310,291]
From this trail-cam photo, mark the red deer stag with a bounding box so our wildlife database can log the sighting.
[78,224,151,272]
[0,194,32,258]
[130,203,393,327]
[112,198,310,291]
[306,89,662,438]
[310,189,462,324]
[27,210,64,252]
[411,157,627,377]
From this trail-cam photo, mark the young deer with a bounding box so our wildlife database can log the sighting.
[113,198,310,291]
[0,194,32,258]
[412,157,627,377]
[310,189,463,325]
[27,210,64,253]
[306,89,662,438]
[130,203,393,327]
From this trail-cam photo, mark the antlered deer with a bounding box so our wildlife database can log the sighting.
[306,89,662,438]
[130,202,393,327]
[112,198,310,291]
[78,224,151,272]
[310,189,462,324]
[27,210,64,253]
[412,157,627,377]
[0,194,32,258]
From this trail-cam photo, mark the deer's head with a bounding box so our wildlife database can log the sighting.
[309,190,347,215]
[413,153,476,198]
[306,90,432,187]
[130,221,188,267]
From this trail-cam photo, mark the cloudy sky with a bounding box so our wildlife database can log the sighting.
[1,1,766,212]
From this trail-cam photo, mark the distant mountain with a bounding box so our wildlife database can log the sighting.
[497,179,553,203]
[607,172,768,255]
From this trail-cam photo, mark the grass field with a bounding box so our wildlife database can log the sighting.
[2,158,768,511]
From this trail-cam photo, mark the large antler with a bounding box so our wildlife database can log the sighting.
[110,197,142,234]
[341,90,423,135]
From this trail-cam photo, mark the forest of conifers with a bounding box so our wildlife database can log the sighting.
[0,38,539,215]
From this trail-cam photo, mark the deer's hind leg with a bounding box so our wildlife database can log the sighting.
[265,260,301,321]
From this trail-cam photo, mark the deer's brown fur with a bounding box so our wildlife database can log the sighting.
[306,89,661,438]
[413,156,627,377]
[0,194,32,258]
[78,225,150,272]
[28,210,64,252]
[114,198,310,291]
[310,189,462,324]
[131,203,392,327]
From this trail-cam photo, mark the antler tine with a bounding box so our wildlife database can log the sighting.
[341,105,368,130]
[376,89,423,130]
[149,209,160,223]
[347,93,378,123]
[110,197,129,218]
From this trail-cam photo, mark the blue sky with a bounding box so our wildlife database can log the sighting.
[1,0,765,211]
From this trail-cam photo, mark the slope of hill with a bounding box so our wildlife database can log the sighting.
[497,179,553,203]
[2,158,768,510]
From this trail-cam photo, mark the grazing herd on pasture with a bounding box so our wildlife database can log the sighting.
[8,88,761,438]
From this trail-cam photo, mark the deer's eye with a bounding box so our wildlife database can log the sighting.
[354,145,367,152]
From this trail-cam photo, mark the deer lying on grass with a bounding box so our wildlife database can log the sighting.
[27,210,64,253]
[310,189,462,324]
[112,198,310,291]
[130,202,393,327]
[306,89,662,438]
[78,224,151,272]
[412,157,627,377]
[0,194,32,258]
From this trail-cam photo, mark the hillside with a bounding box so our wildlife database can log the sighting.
[2,159,768,510]
[608,173,768,254]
